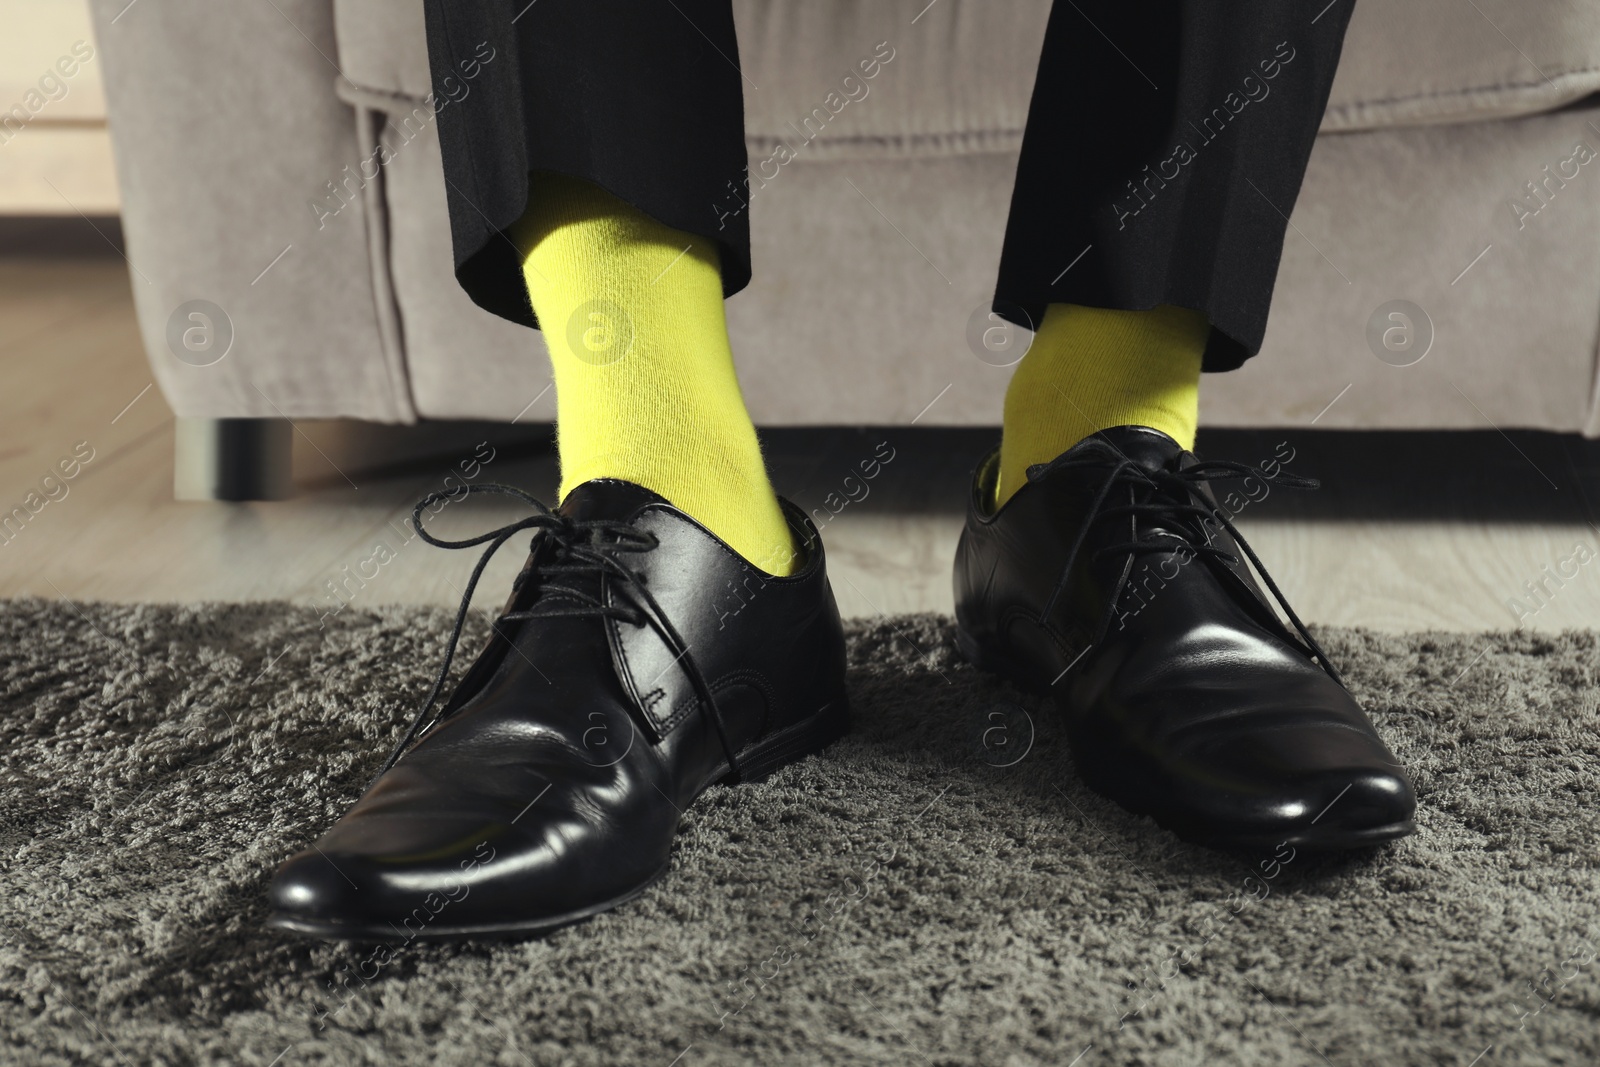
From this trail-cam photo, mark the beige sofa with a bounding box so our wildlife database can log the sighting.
[88,0,1600,488]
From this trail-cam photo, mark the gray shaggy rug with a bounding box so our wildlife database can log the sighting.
[2,600,1598,1067]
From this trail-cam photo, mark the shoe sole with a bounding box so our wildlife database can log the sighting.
[1183,819,1417,853]
[266,697,851,943]
[264,866,673,942]
[956,624,1415,853]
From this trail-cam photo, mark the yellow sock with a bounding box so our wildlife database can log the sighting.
[511,173,798,575]
[996,303,1207,507]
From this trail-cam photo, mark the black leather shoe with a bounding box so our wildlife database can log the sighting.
[954,427,1415,851]
[268,479,850,940]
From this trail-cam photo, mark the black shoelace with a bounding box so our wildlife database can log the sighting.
[1031,440,1343,686]
[371,483,745,784]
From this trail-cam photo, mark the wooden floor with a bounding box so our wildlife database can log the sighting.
[5,218,1600,633]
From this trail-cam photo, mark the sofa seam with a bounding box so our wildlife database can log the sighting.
[351,102,419,422]
[1322,66,1600,127]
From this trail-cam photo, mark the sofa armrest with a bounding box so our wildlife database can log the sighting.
[87,0,415,422]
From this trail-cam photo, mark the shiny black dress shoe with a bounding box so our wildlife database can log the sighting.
[269,479,850,940]
[954,427,1415,851]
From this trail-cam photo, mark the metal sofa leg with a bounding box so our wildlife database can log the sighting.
[174,417,293,501]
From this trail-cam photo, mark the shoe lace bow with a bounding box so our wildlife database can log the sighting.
[1031,440,1343,685]
[371,483,745,784]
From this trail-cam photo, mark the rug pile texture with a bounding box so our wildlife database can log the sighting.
[1,600,1597,1065]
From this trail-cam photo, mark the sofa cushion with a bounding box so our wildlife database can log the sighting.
[1325,0,1600,130]
[334,0,1600,157]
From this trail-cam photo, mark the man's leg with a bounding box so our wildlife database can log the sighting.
[956,0,1418,852]
[510,173,796,575]
[427,0,794,574]
[990,0,1353,504]
[268,2,850,941]
[995,0,1354,369]
[996,303,1207,504]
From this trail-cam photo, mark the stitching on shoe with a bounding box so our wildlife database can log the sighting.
[641,687,669,721]
[658,669,777,740]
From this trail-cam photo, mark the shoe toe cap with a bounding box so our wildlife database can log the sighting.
[268,848,373,926]
[1292,766,1416,837]
[266,817,501,935]
[1193,704,1416,839]
[1175,763,1417,851]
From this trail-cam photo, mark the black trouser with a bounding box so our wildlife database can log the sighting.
[424,0,1354,371]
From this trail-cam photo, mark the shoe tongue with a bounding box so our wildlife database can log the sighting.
[502,479,665,616]
[556,478,669,523]
[1068,427,1198,546]
[1068,425,1184,473]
